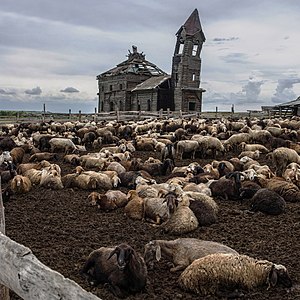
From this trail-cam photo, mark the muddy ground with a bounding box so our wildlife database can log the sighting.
[4,150,300,300]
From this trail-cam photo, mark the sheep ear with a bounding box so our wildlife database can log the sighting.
[155,245,161,261]
[269,265,278,288]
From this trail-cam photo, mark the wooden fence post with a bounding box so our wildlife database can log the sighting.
[167,108,170,118]
[159,109,163,119]
[94,108,97,122]
[116,110,120,122]
[0,177,10,300]
[42,104,46,122]
[68,109,71,120]
[179,110,183,119]
[78,110,82,122]
[215,106,218,118]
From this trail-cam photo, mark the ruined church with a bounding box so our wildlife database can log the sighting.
[97,9,205,113]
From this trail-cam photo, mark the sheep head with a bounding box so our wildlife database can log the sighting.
[144,241,161,270]
[108,244,134,271]
[269,264,292,288]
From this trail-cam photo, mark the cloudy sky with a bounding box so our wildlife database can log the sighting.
[1,0,300,113]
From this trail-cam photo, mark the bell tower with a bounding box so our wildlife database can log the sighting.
[171,9,206,111]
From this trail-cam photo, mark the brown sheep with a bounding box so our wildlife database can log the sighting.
[11,175,32,194]
[10,147,25,165]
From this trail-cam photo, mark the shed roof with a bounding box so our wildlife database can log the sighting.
[275,96,300,107]
[131,75,171,91]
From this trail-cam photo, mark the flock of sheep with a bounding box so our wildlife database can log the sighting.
[1,115,300,298]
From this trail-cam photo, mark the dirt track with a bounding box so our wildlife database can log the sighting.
[4,150,300,300]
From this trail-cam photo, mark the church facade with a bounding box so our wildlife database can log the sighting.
[97,9,205,113]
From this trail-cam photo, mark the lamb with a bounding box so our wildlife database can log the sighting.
[11,175,32,194]
[80,156,107,170]
[163,193,199,234]
[249,188,286,215]
[271,147,300,176]
[178,253,292,297]
[209,176,240,201]
[106,161,126,175]
[144,238,238,272]
[80,243,147,298]
[90,190,128,211]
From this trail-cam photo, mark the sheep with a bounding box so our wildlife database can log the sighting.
[106,161,126,175]
[24,168,43,185]
[144,238,238,272]
[80,243,147,298]
[239,142,269,153]
[223,133,251,152]
[178,253,292,297]
[161,143,175,163]
[143,192,178,225]
[92,190,128,211]
[182,191,219,226]
[238,150,260,160]
[124,190,145,220]
[17,160,51,175]
[80,156,107,170]
[130,158,174,176]
[271,147,300,176]
[10,147,25,165]
[62,173,97,190]
[163,193,198,234]
[176,140,199,160]
[49,137,78,154]
[39,169,63,190]
[209,176,240,201]
[249,188,286,215]
[11,175,32,194]
[0,151,12,164]
[192,136,225,158]
[63,154,80,165]
[255,176,300,203]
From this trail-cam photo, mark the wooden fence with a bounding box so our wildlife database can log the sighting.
[0,109,268,125]
[0,232,102,300]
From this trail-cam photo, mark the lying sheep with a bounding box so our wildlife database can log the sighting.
[143,192,178,225]
[124,190,144,220]
[11,175,32,194]
[144,238,238,272]
[240,142,269,153]
[39,169,63,190]
[249,188,286,215]
[29,152,58,162]
[178,253,292,297]
[89,190,128,211]
[182,191,219,226]
[271,147,300,177]
[80,243,147,298]
[238,150,260,160]
[163,193,198,234]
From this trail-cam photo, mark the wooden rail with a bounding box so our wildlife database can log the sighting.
[0,232,101,300]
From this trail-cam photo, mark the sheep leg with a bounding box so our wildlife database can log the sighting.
[170,264,186,272]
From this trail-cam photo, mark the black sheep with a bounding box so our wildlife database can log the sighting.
[80,243,147,298]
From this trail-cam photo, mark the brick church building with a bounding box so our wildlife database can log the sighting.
[97,9,206,113]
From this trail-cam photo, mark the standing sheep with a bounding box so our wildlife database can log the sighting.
[178,253,292,297]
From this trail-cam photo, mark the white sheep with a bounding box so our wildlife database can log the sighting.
[240,142,269,153]
[163,193,198,234]
[176,140,199,160]
[271,147,300,177]
[144,238,238,272]
[178,253,292,297]
[49,137,78,154]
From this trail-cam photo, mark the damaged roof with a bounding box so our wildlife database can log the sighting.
[275,96,300,107]
[131,75,171,91]
[97,46,167,78]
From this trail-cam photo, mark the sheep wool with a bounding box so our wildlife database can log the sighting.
[178,253,273,296]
